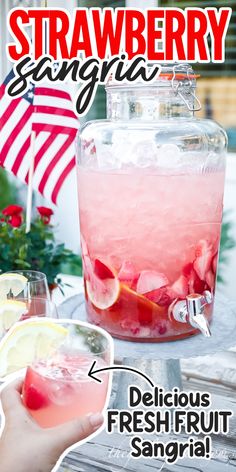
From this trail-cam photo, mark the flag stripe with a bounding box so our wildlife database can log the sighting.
[34,105,76,118]
[33,133,56,173]
[51,157,76,204]
[42,138,75,200]
[12,135,31,175]
[32,113,79,130]
[0,107,33,165]
[35,87,72,101]
[1,98,21,129]
[17,133,50,183]
[0,84,5,99]
[38,134,75,195]
[0,75,79,204]
[0,100,30,146]
[2,104,32,172]
[33,124,78,135]
[32,134,66,192]
[34,95,75,113]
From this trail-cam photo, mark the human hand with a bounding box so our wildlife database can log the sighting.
[0,378,104,472]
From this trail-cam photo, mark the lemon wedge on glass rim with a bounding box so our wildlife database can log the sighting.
[0,319,68,379]
[0,300,27,337]
[0,273,28,299]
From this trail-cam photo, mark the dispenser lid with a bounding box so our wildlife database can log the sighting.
[106,63,200,87]
[106,63,201,112]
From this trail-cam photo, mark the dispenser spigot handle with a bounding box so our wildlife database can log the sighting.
[171,291,213,337]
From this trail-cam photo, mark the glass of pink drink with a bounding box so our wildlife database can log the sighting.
[22,323,111,428]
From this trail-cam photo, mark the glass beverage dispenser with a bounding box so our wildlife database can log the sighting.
[77,64,227,342]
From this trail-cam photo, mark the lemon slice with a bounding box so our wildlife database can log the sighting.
[0,300,27,336]
[0,320,68,378]
[85,259,120,310]
[0,273,28,299]
[86,278,120,310]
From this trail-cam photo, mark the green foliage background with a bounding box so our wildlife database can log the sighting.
[0,169,17,211]
[0,217,82,287]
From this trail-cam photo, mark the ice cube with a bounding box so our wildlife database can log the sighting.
[49,380,76,406]
[138,327,151,337]
[130,139,158,167]
[156,144,181,168]
[111,132,134,167]
[97,147,118,169]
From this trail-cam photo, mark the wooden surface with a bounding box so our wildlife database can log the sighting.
[59,351,236,472]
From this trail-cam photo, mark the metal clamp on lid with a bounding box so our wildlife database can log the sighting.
[171,64,202,112]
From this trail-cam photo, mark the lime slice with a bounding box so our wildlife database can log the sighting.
[0,300,27,336]
[0,320,68,378]
[0,273,28,299]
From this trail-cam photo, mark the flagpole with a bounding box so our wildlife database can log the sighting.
[25,131,36,233]
[25,0,47,233]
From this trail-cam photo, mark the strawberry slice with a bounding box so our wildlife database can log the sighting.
[206,270,215,291]
[81,235,89,257]
[118,261,139,289]
[193,240,213,281]
[94,259,115,280]
[137,270,169,294]
[183,262,206,294]
[170,275,188,299]
[153,322,167,336]
[81,236,93,280]
[158,324,167,335]
[182,262,194,278]
[145,286,171,306]
[189,270,206,294]
[120,319,140,335]
[24,385,48,411]
[82,254,94,280]
[212,253,218,274]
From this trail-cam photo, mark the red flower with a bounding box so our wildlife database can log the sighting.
[2,205,23,228]
[2,205,23,216]
[37,207,54,224]
[9,214,23,228]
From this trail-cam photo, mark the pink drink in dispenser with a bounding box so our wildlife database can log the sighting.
[77,65,227,342]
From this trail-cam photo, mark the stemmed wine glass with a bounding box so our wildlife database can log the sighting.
[0,297,58,340]
[6,270,50,299]
[18,297,58,319]
[0,271,53,340]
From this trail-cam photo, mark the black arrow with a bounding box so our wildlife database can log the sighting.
[88,360,155,388]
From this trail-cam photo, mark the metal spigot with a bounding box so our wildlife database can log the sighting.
[171,290,213,337]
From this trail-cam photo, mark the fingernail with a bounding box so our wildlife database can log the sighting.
[88,412,104,430]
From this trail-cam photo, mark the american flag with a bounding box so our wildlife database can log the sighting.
[0,69,79,204]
